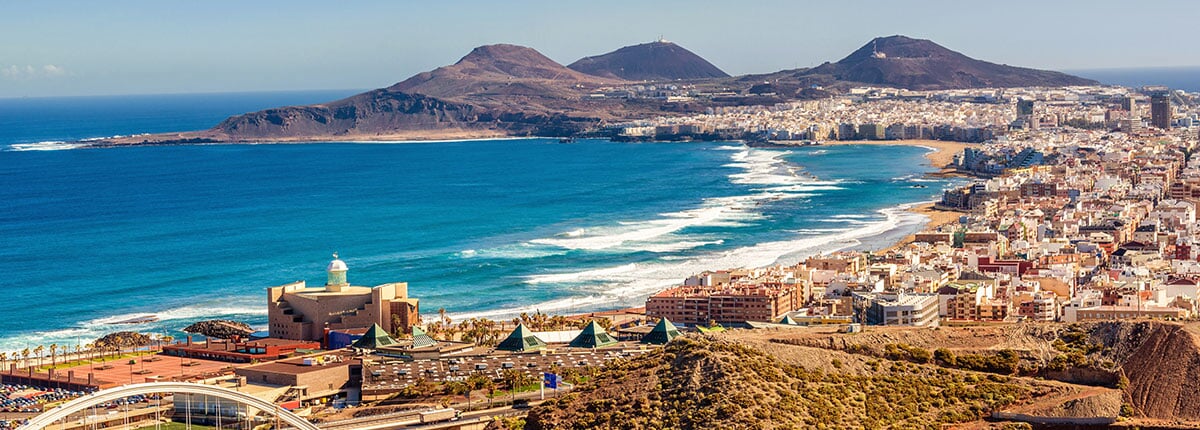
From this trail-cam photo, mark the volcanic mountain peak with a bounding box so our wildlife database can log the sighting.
[389,43,615,98]
[802,34,1098,90]
[568,40,730,81]
[840,35,961,62]
[451,44,575,79]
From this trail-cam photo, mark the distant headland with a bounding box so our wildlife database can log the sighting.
[77,35,1096,148]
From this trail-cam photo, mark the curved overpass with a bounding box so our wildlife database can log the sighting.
[18,382,319,430]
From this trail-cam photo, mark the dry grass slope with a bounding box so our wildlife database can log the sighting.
[525,335,1046,430]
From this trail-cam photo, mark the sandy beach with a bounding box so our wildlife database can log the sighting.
[819,140,974,252]
[880,202,966,253]
[819,139,975,169]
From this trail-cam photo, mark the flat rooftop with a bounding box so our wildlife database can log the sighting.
[239,353,357,375]
[291,286,373,296]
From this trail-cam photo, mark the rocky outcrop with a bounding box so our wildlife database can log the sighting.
[1092,322,1200,420]
[93,332,151,348]
[182,320,254,340]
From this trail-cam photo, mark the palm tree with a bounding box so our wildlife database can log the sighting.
[483,378,497,408]
[446,381,469,408]
[501,369,523,403]
[32,345,44,368]
[73,345,81,366]
[0,352,7,372]
[20,348,30,369]
[49,344,58,367]
[466,373,489,412]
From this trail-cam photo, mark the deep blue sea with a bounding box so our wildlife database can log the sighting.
[1070,66,1200,92]
[0,91,961,352]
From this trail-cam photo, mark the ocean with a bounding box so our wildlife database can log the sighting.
[0,91,962,352]
[1069,66,1200,92]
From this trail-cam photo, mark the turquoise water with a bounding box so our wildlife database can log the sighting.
[0,92,961,352]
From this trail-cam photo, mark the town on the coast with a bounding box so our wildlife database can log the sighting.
[3,82,1200,429]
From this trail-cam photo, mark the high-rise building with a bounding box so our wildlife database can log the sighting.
[1016,98,1035,116]
[1151,91,1171,129]
[1120,96,1136,113]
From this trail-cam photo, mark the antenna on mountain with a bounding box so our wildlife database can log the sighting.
[657,35,669,43]
[872,39,887,59]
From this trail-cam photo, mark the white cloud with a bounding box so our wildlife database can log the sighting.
[0,64,68,80]
[42,64,65,76]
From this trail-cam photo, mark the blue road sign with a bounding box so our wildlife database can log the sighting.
[543,372,558,389]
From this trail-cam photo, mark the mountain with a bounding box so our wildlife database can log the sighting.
[800,35,1098,90]
[389,44,614,99]
[567,40,730,81]
[81,36,1102,146]
[207,44,639,141]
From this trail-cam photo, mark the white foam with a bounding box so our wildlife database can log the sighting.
[452,202,933,321]
[0,301,267,353]
[525,263,640,285]
[8,141,86,151]
[725,149,812,186]
[462,243,567,260]
[624,239,724,253]
[528,148,821,253]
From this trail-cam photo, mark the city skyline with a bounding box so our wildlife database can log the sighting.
[2,0,1200,97]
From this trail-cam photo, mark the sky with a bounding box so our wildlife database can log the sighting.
[2,0,1199,98]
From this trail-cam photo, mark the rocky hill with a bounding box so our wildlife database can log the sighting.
[526,332,1125,429]
[567,41,729,81]
[800,35,1097,90]
[208,44,636,141]
[756,320,1200,425]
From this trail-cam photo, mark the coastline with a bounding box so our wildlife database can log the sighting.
[3,137,968,346]
[817,139,975,169]
[880,202,965,253]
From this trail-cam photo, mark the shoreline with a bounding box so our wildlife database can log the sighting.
[880,202,965,253]
[3,138,968,345]
[817,139,975,169]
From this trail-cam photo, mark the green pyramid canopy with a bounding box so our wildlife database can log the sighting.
[641,318,681,345]
[569,320,618,348]
[495,323,546,352]
[352,324,398,349]
[778,314,799,325]
[411,325,438,348]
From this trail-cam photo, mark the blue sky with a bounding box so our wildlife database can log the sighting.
[2,0,1198,97]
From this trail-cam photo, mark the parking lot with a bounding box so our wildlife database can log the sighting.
[362,346,651,392]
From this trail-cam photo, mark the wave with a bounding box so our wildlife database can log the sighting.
[451,203,931,321]
[524,263,640,285]
[623,239,724,254]
[530,148,820,252]
[8,141,87,151]
[724,149,812,186]
[0,301,266,352]
[457,243,567,260]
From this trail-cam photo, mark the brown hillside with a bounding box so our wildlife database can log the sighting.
[745,321,1200,424]
[802,35,1098,90]
[525,334,1121,429]
[568,41,730,81]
